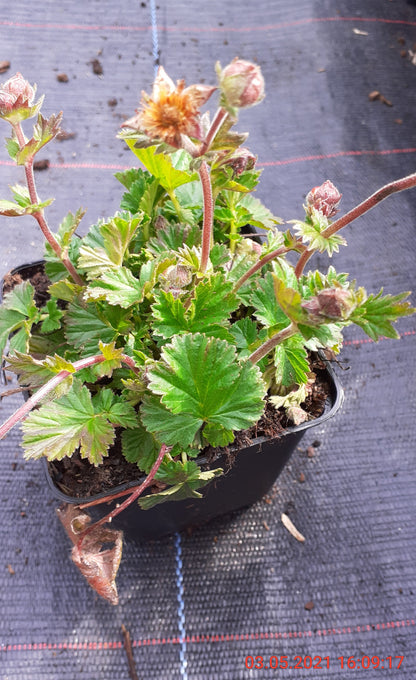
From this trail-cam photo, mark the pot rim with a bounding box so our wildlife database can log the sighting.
[43,360,343,505]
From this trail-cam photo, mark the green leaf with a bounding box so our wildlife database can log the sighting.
[91,340,127,378]
[138,460,223,510]
[291,211,346,255]
[101,216,142,265]
[44,235,80,283]
[272,257,299,290]
[56,209,86,249]
[78,216,143,279]
[239,194,282,229]
[152,273,238,339]
[77,245,117,279]
[273,277,309,325]
[85,267,144,307]
[0,185,53,216]
[141,393,202,447]
[6,351,75,397]
[250,272,289,327]
[349,289,415,341]
[5,136,19,160]
[0,282,39,358]
[40,299,63,333]
[303,266,349,296]
[229,317,259,350]
[64,299,120,353]
[144,334,265,448]
[298,322,343,351]
[149,222,201,255]
[274,336,310,387]
[21,383,116,465]
[15,112,63,165]
[92,388,138,428]
[0,199,27,216]
[48,279,84,303]
[129,144,197,193]
[121,424,159,471]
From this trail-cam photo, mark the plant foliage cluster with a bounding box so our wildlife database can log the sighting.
[0,63,415,511]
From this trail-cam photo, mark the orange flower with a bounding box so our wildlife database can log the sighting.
[123,66,216,148]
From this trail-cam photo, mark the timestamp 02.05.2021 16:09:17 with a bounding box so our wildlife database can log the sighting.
[244,655,404,671]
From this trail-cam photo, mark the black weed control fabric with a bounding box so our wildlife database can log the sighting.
[0,1,415,678]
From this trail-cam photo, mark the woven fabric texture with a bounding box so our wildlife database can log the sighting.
[0,0,415,678]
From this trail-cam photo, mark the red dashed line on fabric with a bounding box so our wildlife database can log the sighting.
[1,618,414,652]
[1,16,416,32]
[1,148,415,172]
[259,148,416,167]
[344,330,415,346]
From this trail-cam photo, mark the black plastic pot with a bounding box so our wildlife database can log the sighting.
[45,364,343,541]
[3,261,344,541]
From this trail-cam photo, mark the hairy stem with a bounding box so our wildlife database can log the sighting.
[199,107,229,156]
[199,160,214,273]
[295,172,416,279]
[0,352,139,441]
[248,322,297,365]
[233,244,301,292]
[13,123,84,286]
[76,444,168,547]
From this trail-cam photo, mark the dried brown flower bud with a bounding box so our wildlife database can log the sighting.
[217,58,264,111]
[306,180,342,218]
[218,147,257,176]
[0,72,35,119]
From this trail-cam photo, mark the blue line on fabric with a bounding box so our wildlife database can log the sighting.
[149,0,160,76]
[174,533,188,679]
[147,4,188,676]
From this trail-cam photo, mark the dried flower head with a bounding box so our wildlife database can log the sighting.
[122,66,216,148]
[306,180,342,219]
[217,58,265,111]
[0,72,35,120]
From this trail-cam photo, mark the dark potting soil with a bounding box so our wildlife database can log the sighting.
[3,262,331,500]
[2,262,51,307]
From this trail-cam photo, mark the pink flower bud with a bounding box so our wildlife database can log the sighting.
[217,58,264,110]
[306,180,342,218]
[302,288,355,322]
[0,72,35,118]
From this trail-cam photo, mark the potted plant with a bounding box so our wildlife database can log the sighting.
[0,62,415,605]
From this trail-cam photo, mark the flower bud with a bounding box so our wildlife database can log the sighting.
[218,147,257,176]
[305,180,342,219]
[0,72,37,122]
[162,264,192,298]
[302,288,355,323]
[217,58,264,111]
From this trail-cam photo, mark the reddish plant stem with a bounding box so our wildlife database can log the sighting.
[76,444,169,548]
[295,172,416,279]
[0,352,139,441]
[199,107,229,156]
[233,244,303,292]
[199,160,214,273]
[13,122,84,286]
[248,322,297,365]
[79,483,143,509]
